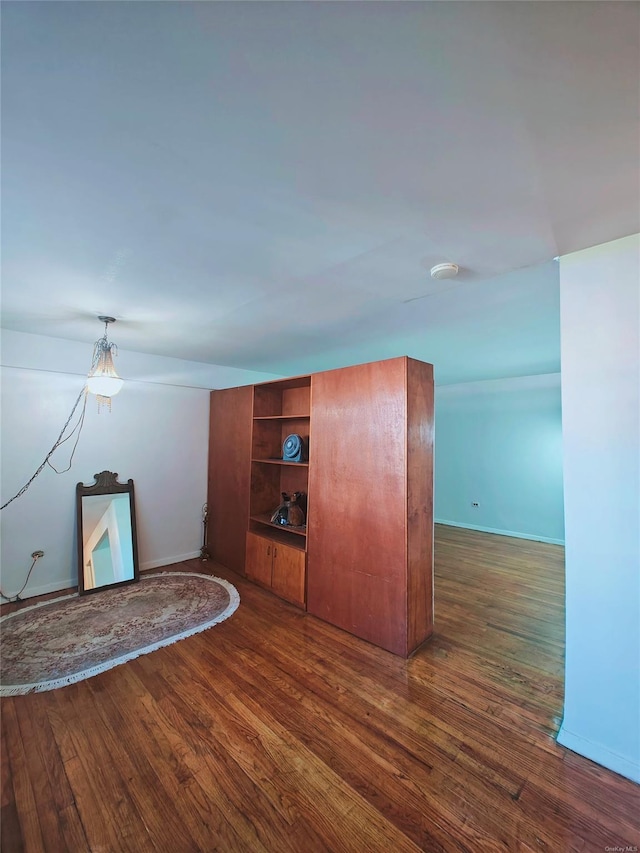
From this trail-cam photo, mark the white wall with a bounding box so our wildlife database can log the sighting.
[0,330,279,599]
[558,233,640,783]
[435,374,565,544]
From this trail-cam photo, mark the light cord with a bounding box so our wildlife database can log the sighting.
[0,554,42,603]
[0,327,114,601]
[0,388,90,601]
[0,385,89,511]
[1,337,102,512]
[46,389,89,475]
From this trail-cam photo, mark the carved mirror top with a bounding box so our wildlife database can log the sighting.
[82,470,131,495]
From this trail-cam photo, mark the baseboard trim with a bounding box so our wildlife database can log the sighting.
[140,552,202,571]
[15,578,77,600]
[557,725,640,783]
[434,519,565,546]
[11,552,203,601]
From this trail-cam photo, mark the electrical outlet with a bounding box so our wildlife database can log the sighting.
[471,502,479,508]
[31,550,44,559]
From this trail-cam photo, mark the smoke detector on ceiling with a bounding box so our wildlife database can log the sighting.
[430,263,459,280]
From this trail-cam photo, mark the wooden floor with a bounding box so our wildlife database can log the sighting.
[1,526,638,851]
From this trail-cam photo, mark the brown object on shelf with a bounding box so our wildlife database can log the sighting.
[287,492,305,527]
[270,492,306,528]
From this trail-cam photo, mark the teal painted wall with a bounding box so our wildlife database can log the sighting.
[558,234,640,783]
[92,531,115,587]
[113,495,134,580]
[434,374,564,544]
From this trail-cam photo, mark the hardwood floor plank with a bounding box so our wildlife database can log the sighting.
[148,638,426,852]
[198,630,577,851]
[140,657,325,852]
[2,699,46,853]
[49,685,155,853]
[184,630,517,851]
[220,691,426,853]
[170,620,568,846]
[84,672,209,853]
[56,804,90,853]
[1,726,13,808]
[2,527,639,852]
[94,663,258,852]
[12,697,70,853]
[14,694,75,814]
[1,801,25,853]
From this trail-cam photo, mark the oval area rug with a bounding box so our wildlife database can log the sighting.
[0,572,239,696]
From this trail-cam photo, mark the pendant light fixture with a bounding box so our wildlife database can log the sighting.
[87,316,124,411]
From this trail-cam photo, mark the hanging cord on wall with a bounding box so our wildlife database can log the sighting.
[2,341,104,511]
[45,388,89,475]
[0,387,89,601]
[0,384,89,511]
[0,552,44,603]
[0,348,102,602]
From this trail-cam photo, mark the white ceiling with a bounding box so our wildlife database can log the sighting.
[1,1,638,384]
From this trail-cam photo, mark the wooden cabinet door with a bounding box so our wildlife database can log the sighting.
[307,356,433,656]
[307,357,410,655]
[245,532,273,588]
[271,544,306,607]
[208,386,253,574]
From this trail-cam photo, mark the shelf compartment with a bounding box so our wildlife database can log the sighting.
[252,417,310,461]
[249,460,308,518]
[253,377,311,418]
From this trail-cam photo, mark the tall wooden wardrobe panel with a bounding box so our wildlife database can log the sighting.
[307,356,433,656]
[207,386,252,575]
[406,357,435,652]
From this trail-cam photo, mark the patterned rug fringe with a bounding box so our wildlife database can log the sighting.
[0,573,240,696]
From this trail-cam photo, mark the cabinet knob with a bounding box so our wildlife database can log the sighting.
[267,545,271,556]
[274,547,277,558]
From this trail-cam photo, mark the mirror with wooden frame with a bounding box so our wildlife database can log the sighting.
[76,470,140,595]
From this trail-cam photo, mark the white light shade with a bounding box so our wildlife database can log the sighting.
[87,374,124,396]
[87,347,123,397]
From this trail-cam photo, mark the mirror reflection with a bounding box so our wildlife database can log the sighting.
[81,494,134,588]
[77,471,139,595]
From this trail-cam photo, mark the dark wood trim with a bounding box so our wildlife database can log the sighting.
[207,386,253,575]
